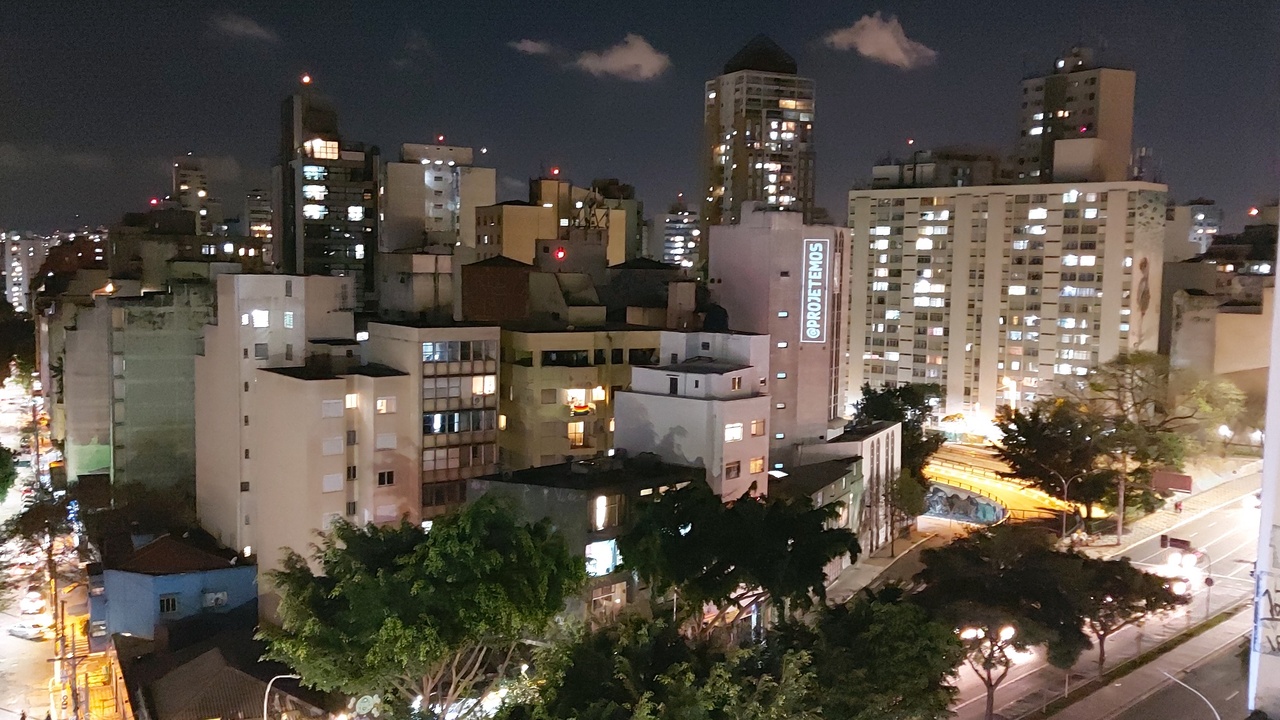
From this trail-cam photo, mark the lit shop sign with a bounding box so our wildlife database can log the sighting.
[801,238,829,343]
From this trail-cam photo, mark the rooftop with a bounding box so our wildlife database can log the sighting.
[113,534,242,576]
[654,357,751,375]
[264,362,407,381]
[500,318,661,334]
[723,34,798,75]
[829,420,899,443]
[609,257,679,271]
[772,458,862,498]
[482,453,703,492]
[467,255,534,268]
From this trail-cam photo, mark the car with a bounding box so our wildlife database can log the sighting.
[19,590,46,615]
[8,621,51,641]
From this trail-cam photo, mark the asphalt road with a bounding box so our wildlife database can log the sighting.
[949,491,1261,720]
[1114,638,1251,720]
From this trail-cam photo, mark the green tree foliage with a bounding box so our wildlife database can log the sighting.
[617,481,859,632]
[994,399,1116,518]
[852,383,944,481]
[1,483,79,588]
[259,495,584,719]
[1074,556,1186,669]
[500,615,820,720]
[915,525,1091,720]
[888,468,927,519]
[766,588,962,720]
[0,301,35,387]
[0,444,18,499]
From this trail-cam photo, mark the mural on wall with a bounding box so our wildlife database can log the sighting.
[924,484,1005,525]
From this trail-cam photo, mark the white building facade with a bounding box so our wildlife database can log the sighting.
[847,181,1168,421]
[660,201,700,268]
[614,331,772,498]
[382,143,496,252]
[4,231,53,312]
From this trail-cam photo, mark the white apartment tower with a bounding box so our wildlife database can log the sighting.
[708,207,846,466]
[614,331,772,498]
[173,156,223,235]
[195,274,357,563]
[382,143,497,252]
[1012,47,1136,184]
[4,231,52,312]
[703,35,815,229]
[847,181,1168,421]
[660,196,701,268]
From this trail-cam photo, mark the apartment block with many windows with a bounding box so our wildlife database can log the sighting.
[365,321,501,518]
[498,324,660,470]
[846,181,1167,420]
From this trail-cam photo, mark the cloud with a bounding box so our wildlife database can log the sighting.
[209,12,279,43]
[392,29,433,71]
[508,39,557,56]
[574,34,670,81]
[824,12,937,70]
[0,143,112,173]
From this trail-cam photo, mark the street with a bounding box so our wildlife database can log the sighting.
[948,476,1261,720]
[1114,638,1251,720]
[0,380,55,720]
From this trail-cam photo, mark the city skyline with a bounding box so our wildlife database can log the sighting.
[2,1,1277,232]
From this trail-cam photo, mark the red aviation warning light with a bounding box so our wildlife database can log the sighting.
[554,247,566,260]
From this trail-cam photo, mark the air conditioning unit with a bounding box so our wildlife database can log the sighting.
[202,591,228,608]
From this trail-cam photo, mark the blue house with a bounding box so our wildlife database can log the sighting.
[98,534,256,640]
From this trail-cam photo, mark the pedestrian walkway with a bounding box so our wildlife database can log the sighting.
[1049,607,1253,720]
[1081,471,1262,557]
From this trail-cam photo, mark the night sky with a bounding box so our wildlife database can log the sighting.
[2,1,1277,233]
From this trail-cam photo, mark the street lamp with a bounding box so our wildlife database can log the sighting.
[1218,424,1232,457]
[263,674,300,720]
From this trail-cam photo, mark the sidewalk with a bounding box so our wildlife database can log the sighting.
[1049,607,1254,720]
[1080,470,1262,557]
[826,518,967,603]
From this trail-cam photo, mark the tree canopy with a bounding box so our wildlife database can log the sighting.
[994,399,1116,517]
[914,525,1091,720]
[765,588,962,720]
[0,300,35,388]
[1073,556,1186,669]
[617,481,859,632]
[851,383,944,482]
[259,495,584,719]
[0,444,18,499]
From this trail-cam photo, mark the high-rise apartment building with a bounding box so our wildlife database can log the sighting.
[702,35,815,228]
[195,274,357,563]
[847,181,1168,421]
[3,231,53,312]
[1012,47,1136,184]
[707,207,847,466]
[475,176,628,265]
[383,143,496,252]
[273,90,380,309]
[244,189,273,238]
[173,157,224,235]
[659,196,700,268]
[1164,200,1222,262]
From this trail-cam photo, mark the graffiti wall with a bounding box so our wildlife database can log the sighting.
[924,483,1006,525]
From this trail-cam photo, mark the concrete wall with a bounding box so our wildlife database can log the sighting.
[64,303,112,481]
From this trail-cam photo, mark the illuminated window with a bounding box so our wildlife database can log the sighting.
[347,206,365,222]
[302,185,328,201]
[1028,208,1048,220]
[498,414,508,430]
[725,461,741,479]
[251,309,269,327]
[283,311,294,329]
[724,423,743,443]
[354,244,365,260]
[750,419,765,436]
[1029,126,1044,135]
[731,376,742,390]
[302,165,327,181]
[568,421,586,448]
[240,313,249,326]
[303,204,327,220]
[1079,255,1096,266]
[916,238,933,250]
[750,457,765,474]
[592,386,607,402]
[471,375,497,396]
[375,397,397,414]
[1083,208,1098,219]
[306,138,339,160]
[345,393,358,409]
[1008,285,1027,296]
[778,311,789,318]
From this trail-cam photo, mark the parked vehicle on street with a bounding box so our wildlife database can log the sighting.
[8,620,51,640]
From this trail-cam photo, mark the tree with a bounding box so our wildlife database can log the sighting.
[0,444,18,499]
[499,616,821,720]
[1075,556,1186,669]
[852,383,944,481]
[617,481,859,634]
[766,588,962,720]
[259,495,585,719]
[914,525,1091,720]
[0,301,35,388]
[2,483,79,590]
[994,399,1116,526]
